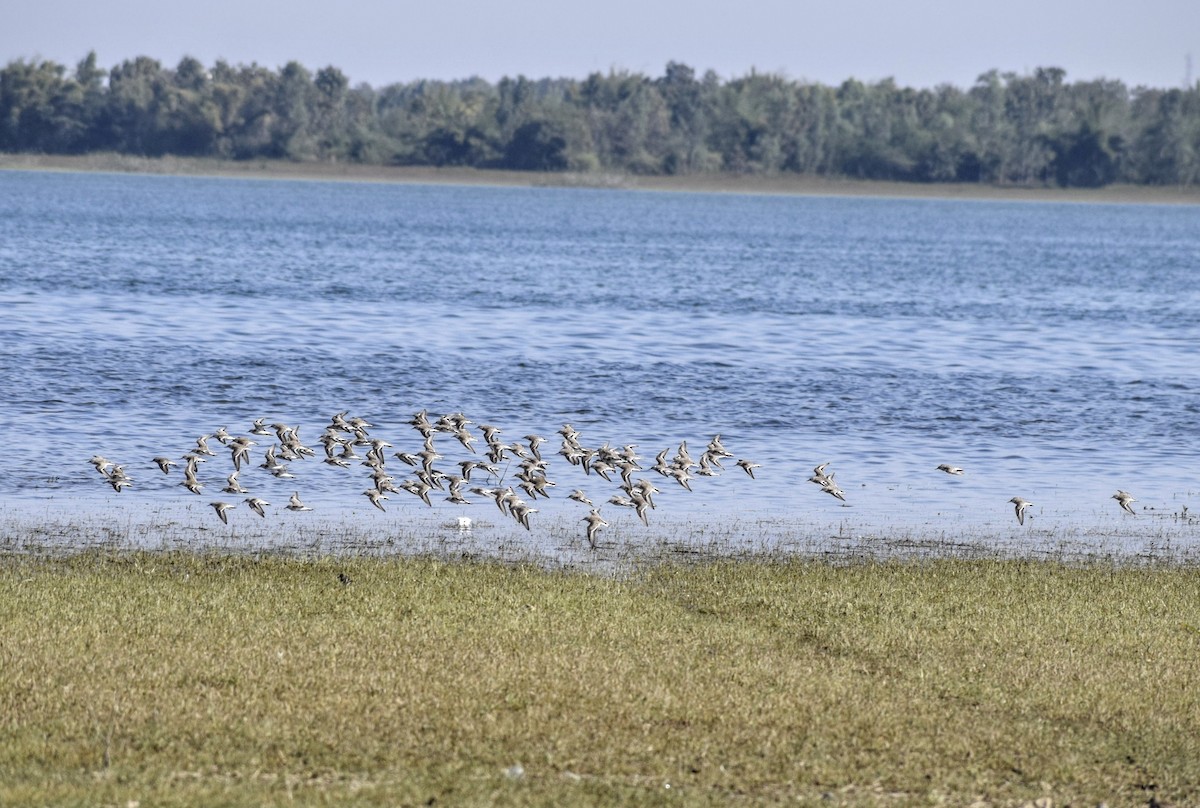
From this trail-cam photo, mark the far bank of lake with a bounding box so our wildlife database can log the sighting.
[3,151,1199,205]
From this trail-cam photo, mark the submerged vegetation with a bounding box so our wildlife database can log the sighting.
[2,551,1199,806]
[2,53,1200,187]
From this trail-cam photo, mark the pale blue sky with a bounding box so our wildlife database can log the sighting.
[3,0,1197,89]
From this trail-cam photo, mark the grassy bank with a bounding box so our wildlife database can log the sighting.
[2,553,1198,806]
[3,151,1200,204]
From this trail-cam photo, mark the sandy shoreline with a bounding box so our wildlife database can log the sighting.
[4,151,1199,204]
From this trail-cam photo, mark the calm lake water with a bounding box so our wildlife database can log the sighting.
[2,169,1199,562]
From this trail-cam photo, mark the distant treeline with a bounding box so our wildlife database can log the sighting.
[3,52,1200,186]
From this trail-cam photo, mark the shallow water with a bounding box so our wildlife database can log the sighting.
[1,169,1198,560]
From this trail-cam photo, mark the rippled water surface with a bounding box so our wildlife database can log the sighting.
[2,170,1199,560]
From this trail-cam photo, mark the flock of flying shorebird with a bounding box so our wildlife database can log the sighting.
[87,409,1144,545]
[87,410,770,548]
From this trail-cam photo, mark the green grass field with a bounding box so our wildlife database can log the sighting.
[2,552,1197,806]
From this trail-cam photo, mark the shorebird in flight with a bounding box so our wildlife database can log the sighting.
[568,489,594,506]
[210,501,235,524]
[363,488,388,512]
[582,509,608,548]
[632,478,660,509]
[1112,490,1137,516]
[735,459,761,479]
[809,463,833,487]
[106,466,132,493]
[152,456,178,474]
[245,497,270,518]
[510,500,537,531]
[222,471,247,494]
[179,473,204,495]
[936,464,965,475]
[821,477,847,502]
[287,492,313,512]
[1009,497,1033,526]
[229,437,257,471]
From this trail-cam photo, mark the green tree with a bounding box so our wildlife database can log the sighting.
[104,56,170,154]
[1130,87,1200,185]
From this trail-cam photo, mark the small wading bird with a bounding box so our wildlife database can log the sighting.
[210,501,235,525]
[363,488,388,512]
[222,471,247,494]
[735,458,761,479]
[582,509,608,548]
[179,473,203,495]
[1112,490,1137,516]
[1009,497,1033,526]
[821,477,847,502]
[245,497,270,518]
[936,464,964,475]
[287,492,313,512]
[106,467,132,493]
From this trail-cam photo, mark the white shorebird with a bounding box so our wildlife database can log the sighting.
[229,437,257,470]
[210,501,235,525]
[526,434,547,460]
[454,427,477,454]
[179,473,204,495]
[510,500,537,531]
[568,489,594,506]
[936,464,965,475]
[392,451,419,467]
[1009,497,1033,526]
[674,441,694,471]
[222,471,247,494]
[497,487,521,517]
[821,478,847,502]
[182,453,206,476]
[666,466,693,491]
[633,479,660,509]
[809,462,833,486]
[629,491,651,526]
[582,509,608,548]
[287,492,313,512]
[735,459,761,479]
[363,488,388,512]
[245,497,270,518]
[470,486,503,512]
[1112,490,1137,516]
[401,479,433,507]
[106,466,132,492]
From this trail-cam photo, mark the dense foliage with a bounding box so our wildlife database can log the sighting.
[3,53,1199,186]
